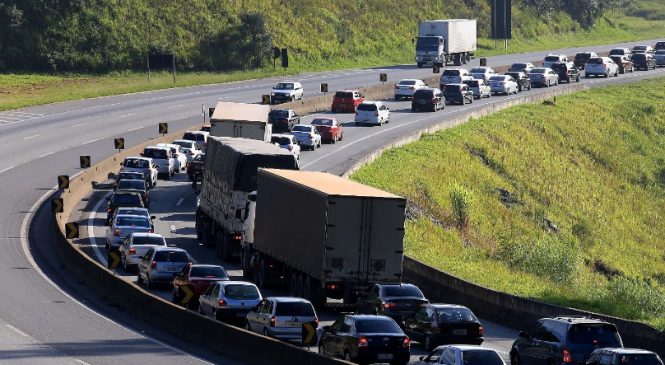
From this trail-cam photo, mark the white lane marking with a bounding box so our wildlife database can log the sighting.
[166,103,184,109]
[39,152,54,158]
[118,113,136,118]
[74,359,92,365]
[89,192,111,267]
[5,324,29,337]
[175,197,184,206]
[82,138,100,145]
[128,126,142,132]
[21,182,213,364]
[23,134,41,140]
[71,122,88,128]
[0,165,15,174]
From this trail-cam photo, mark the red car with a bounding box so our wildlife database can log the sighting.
[172,264,229,308]
[331,90,364,113]
[311,117,344,143]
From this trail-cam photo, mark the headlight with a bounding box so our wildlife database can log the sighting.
[271,92,276,96]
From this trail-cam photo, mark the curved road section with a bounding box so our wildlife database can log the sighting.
[0,39,661,364]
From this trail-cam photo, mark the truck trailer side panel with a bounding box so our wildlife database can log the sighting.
[210,120,272,142]
[445,19,477,54]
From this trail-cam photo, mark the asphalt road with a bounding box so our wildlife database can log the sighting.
[0,37,662,364]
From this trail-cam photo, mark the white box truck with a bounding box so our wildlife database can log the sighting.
[242,169,406,306]
[209,101,272,142]
[415,19,477,68]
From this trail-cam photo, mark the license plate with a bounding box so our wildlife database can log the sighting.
[453,329,467,335]
[285,322,300,328]
[166,266,179,272]
[236,312,247,317]
[378,354,394,360]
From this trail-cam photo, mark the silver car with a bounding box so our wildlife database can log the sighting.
[119,232,167,271]
[488,75,519,95]
[654,49,665,66]
[137,247,191,288]
[142,146,174,178]
[439,68,472,87]
[528,68,559,87]
[105,214,153,250]
[120,156,158,188]
[246,297,318,342]
[463,79,491,99]
[290,124,322,150]
[585,57,619,78]
[198,281,262,323]
[394,79,427,100]
[469,67,497,81]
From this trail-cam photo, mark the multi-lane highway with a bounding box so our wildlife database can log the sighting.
[0,38,662,364]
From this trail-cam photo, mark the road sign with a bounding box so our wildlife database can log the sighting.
[80,155,91,169]
[65,222,79,239]
[433,65,441,74]
[52,198,63,213]
[108,250,120,269]
[320,83,328,93]
[159,122,168,134]
[491,0,512,39]
[480,58,487,67]
[302,321,317,346]
[176,285,195,307]
[208,107,215,118]
[262,95,271,105]
[114,138,125,150]
[273,47,281,59]
[57,175,70,190]
[380,73,387,82]
[281,48,289,68]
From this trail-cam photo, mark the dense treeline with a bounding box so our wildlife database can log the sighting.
[0,0,639,72]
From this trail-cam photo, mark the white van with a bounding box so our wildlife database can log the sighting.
[355,101,390,126]
[142,146,174,179]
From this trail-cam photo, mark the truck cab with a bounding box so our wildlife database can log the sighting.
[416,36,445,68]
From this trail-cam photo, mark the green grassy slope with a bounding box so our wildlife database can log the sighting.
[352,78,665,329]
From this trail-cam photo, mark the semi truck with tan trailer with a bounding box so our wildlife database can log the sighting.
[209,101,272,142]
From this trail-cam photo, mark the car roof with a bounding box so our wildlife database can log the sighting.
[415,87,439,92]
[145,145,169,150]
[184,130,208,135]
[190,264,223,268]
[152,246,187,252]
[436,344,496,351]
[431,303,470,309]
[219,280,257,286]
[129,232,161,237]
[173,139,194,143]
[545,316,611,324]
[116,207,148,212]
[359,101,382,105]
[347,314,394,320]
[378,283,418,288]
[124,156,151,161]
[114,213,148,219]
[398,78,422,82]
[267,296,312,303]
[600,348,657,355]
[272,133,293,138]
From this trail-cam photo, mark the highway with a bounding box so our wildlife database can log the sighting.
[0,38,662,364]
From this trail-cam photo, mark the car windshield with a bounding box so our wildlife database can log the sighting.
[116,216,150,227]
[271,136,292,145]
[444,85,462,92]
[117,180,145,190]
[131,235,165,246]
[587,58,604,64]
[311,118,334,126]
[461,350,504,365]
[223,284,260,299]
[334,91,353,98]
[269,110,290,118]
[357,103,378,111]
[291,125,311,133]
[274,83,294,90]
[436,307,478,322]
[173,140,194,148]
[530,68,546,74]
[633,46,647,51]
[443,70,461,76]
[489,76,507,81]
[190,266,228,279]
[123,159,149,168]
[111,194,141,205]
[398,80,417,86]
[510,63,527,70]
[118,173,142,180]
[568,324,621,345]
[617,354,663,365]
[464,80,480,87]
[153,250,189,262]
[355,318,402,334]
[275,302,315,316]
[383,285,424,297]
[469,68,486,74]
[545,56,561,62]
[416,36,439,51]
[183,132,205,141]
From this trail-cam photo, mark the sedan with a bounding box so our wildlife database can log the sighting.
[585,57,619,78]
[469,67,497,81]
[198,281,262,323]
[654,49,665,67]
[356,283,429,323]
[319,315,410,365]
[414,345,505,365]
[528,68,559,87]
[394,79,427,100]
[402,304,483,351]
[246,297,318,342]
[489,75,519,95]
[172,264,229,307]
[119,232,166,272]
[291,124,322,150]
[115,179,149,208]
[311,117,343,143]
[442,83,473,104]
[106,191,144,224]
[137,247,191,288]
[463,79,491,99]
[105,214,153,250]
[271,134,301,160]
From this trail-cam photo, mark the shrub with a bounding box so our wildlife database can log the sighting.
[498,235,579,283]
[603,276,665,319]
[450,183,474,231]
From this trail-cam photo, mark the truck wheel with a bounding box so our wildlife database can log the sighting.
[417,62,423,68]
[454,54,461,66]
[254,259,266,289]
[462,53,467,64]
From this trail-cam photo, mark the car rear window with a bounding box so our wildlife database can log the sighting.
[269,110,289,118]
[132,235,165,246]
[436,307,478,322]
[357,103,378,111]
[143,148,168,159]
[413,90,434,99]
[587,58,604,64]
[444,85,462,92]
[575,53,592,61]
[655,50,665,55]
[398,80,416,86]
[116,216,150,227]
[617,354,663,365]
[383,285,424,297]
[111,193,142,205]
[173,140,194,148]
[545,56,561,62]
[530,68,546,74]
[567,324,621,346]
[632,54,646,60]
[271,136,292,145]
[118,172,143,180]
[153,250,189,262]
[469,68,485,73]
[183,132,205,141]
[311,118,334,126]
[190,266,228,279]
[291,125,311,132]
[275,302,315,316]
[123,159,149,168]
[633,46,647,51]
[442,70,461,76]
[463,80,480,87]
[117,180,145,190]
[609,49,625,55]
[511,63,527,70]
[489,75,507,81]
[223,284,260,299]
[461,350,504,365]
[355,318,402,333]
[334,91,353,98]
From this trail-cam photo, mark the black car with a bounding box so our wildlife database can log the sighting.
[510,316,623,365]
[442,84,473,105]
[631,53,656,71]
[504,71,531,92]
[586,348,663,365]
[574,52,597,70]
[356,283,429,323]
[113,171,146,190]
[115,179,149,208]
[187,153,205,182]
[411,88,445,112]
[268,109,300,133]
[551,62,580,83]
[319,315,410,365]
[402,304,483,350]
[106,191,145,224]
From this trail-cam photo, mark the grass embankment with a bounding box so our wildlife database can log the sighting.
[2,11,665,112]
[352,78,665,330]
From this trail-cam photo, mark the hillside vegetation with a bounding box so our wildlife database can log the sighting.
[352,78,665,330]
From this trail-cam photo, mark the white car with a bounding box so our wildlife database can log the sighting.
[119,156,158,188]
[290,124,322,150]
[609,47,631,57]
[271,81,304,103]
[394,79,427,100]
[585,57,619,78]
[172,139,203,162]
[271,134,301,160]
[463,79,491,99]
[355,101,390,126]
[469,67,497,81]
[157,143,187,172]
[508,62,536,74]
[414,345,505,365]
[528,67,559,87]
[439,68,472,88]
[142,146,175,179]
[106,214,153,250]
[182,131,209,152]
[488,75,519,95]
[246,297,318,340]
[119,232,166,271]
[543,54,569,68]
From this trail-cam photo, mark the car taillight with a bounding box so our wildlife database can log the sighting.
[402,337,411,349]
[233,233,242,241]
[218,299,227,307]
[270,316,276,327]
[358,336,368,347]
[478,326,484,335]
[113,228,120,236]
[148,229,153,233]
[374,112,378,116]
[129,247,136,254]
[151,261,157,269]
[563,349,573,363]
[383,302,396,309]
[288,145,293,151]
[431,98,437,103]
[409,86,415,90]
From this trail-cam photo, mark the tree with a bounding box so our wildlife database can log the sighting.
[562,0,607,29]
